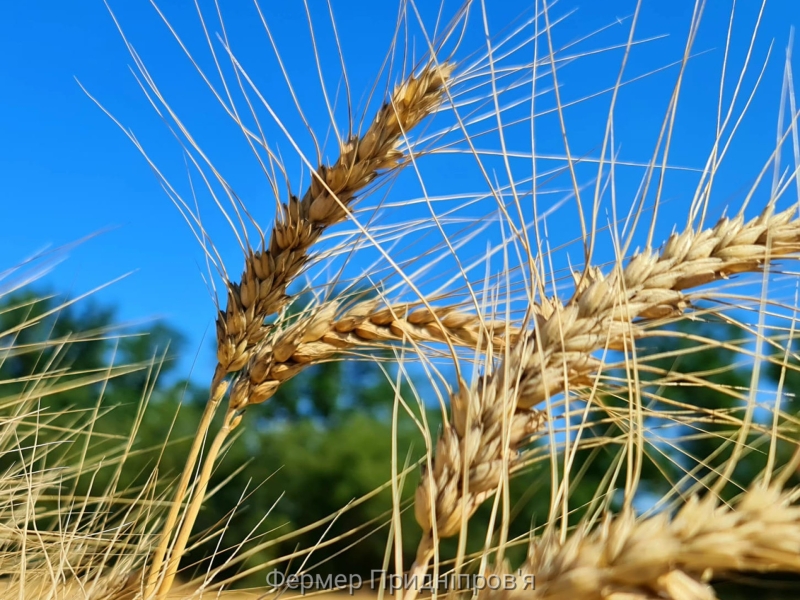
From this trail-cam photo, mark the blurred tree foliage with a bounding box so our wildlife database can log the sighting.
[1,290,799,594]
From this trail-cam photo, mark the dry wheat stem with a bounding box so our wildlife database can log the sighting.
[478,484,800,600]
[143,365,228,599]
[154,408,239,599]
[148,63,455,600]
[516,205,800,410]
[1,569,143,600]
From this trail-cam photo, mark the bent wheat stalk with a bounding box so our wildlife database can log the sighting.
[147,62,456,600]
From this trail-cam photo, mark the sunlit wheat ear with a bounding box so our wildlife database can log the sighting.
[228,296,521,408]
[216,61,456,375]
[477,483,800,600]
[402,327,549,600]
[147,62,458,600]
[519,205,800,410]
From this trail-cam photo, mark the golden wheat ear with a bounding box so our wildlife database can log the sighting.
[400,199,800,593]
[516,204,800,410]
[216,61,457,375]
[408,334,548,600]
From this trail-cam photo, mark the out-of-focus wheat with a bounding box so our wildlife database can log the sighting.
[478,484,800,600]
[0,258,164,600]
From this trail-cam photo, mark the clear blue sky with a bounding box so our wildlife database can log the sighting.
[2,0,798,381]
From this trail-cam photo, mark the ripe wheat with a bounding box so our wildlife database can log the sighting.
[478,484,800,600]
[9,0,800,599]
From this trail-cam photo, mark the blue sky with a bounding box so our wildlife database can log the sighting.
[2,0,798,382]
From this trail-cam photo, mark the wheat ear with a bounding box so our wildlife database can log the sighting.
[477,484,800,600]
[231,298,521,407]
[406,335,548,600]
[215,62,457,375]
[147,63,454,600]
[518,205,800,410]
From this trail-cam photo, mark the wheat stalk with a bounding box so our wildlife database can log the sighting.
[476,484,800,600]
[147,62,457,600]
[0,264,165,600]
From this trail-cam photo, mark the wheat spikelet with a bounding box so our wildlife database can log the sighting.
[397,331,548,600]
[412,383,545,541]
[231,201,800,414]
[413,342,547,540]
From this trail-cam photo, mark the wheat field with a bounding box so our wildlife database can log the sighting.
[4,0,800,599]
